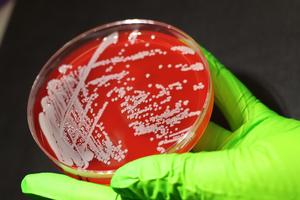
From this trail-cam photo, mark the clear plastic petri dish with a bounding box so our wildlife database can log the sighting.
[27,19,213,184]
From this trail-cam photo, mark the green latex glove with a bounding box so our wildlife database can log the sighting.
[22,48,300,200]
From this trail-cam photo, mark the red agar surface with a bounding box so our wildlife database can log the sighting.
[32,30,211,173]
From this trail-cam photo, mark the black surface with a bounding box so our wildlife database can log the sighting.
[0,0,300,199]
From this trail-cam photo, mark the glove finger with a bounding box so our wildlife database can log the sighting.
[201,47,270,131]
[111,151,253,200]
[111,152,238,200]
[21,173,121,200]
[111,153,200,200]
[192,121,232,152]
[111,144,289,200]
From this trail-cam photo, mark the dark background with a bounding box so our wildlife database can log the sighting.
[0,0,299,199]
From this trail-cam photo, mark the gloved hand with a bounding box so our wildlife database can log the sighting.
[21,48,300,200]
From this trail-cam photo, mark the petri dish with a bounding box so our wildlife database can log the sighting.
[27,19,213,184]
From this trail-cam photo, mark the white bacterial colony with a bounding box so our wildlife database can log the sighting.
[193,82,205,91]
[171,46,195,55]
[128,30,141,44]
[91,48,167,68]
[174,62,204,72]
[38,30,206,169]
[58,64,72,74]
